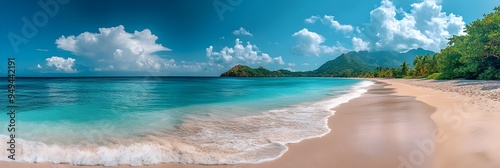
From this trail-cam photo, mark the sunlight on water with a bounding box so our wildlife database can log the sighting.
[0,77,371,166]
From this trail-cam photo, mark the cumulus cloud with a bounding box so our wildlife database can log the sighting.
[273,56,285,65]
[206,38,284,67]
[292,28,348,56]
[305,15,353,33]
[360,0,465,52]
[352,37,370,51]
[36,64,42,69]
[233,27,253,37]
[45,56,77,73]
[55,25,174,72]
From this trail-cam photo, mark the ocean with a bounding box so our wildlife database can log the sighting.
[0,77,373,166]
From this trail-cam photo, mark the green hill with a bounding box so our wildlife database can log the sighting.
[313,48,433,76]
[220,65,283,77]
[220,49,434,77]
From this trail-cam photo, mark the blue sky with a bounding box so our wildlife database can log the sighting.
[0,0,499,76]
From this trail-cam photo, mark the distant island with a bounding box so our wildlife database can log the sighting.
[221,7,499,80]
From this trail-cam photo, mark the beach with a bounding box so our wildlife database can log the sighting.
[381,79,500,168]
[1,79,499,168]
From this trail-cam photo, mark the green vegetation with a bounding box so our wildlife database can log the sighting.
[312,49,433,77]
[221,7,499,80]
[427,73,443,80]
[220,65,283,77]
[437,7,500,80]
[410,6,500,80]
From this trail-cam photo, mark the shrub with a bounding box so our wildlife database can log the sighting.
[478,67,500,80]
[437,72,455,79]
[427,73,443,80]
[418,74,429,79]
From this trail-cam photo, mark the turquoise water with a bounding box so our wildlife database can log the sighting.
[0,77,372,166]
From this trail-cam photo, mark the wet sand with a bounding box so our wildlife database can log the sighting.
[2,79,499,168]
[231,81,438,168]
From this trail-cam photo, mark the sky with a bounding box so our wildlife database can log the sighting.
[0,0,499,76]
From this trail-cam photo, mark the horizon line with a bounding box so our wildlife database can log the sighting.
[0,76,221,78]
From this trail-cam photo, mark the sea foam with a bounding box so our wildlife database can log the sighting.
[0,80,374,166]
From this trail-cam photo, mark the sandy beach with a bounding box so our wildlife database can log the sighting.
[1,79,499,168]
[380,79,500,168]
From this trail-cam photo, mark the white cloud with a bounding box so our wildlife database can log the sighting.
[302,63,310,66]
[292,28,348,56]
[36,48,48,52]
[283,67,295,72]
[292,28,324,56]
[36,64,42,69]
[352,37,370,51]
[360,0,465,52]
[206,38,284,67]
[233,27,253,37]
[321,15,354,33]
[93,65,115,72]
[55,25,174,72]
[305,16,320,23]
[274,56,285,65]
[321,42,348,55]
[305,15,353,33]
[45,56,77,73]
[288,63,296,67]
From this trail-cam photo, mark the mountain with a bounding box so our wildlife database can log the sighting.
[220,49,434,77]
[313,48,434,76]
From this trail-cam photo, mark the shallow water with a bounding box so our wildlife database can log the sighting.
[0,77,372,166]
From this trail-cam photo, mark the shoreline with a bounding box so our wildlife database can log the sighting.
[1,79,499,168]
[0,79,372,168]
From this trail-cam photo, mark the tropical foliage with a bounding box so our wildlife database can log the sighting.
[437,6,500,79]
[220,65,282,77]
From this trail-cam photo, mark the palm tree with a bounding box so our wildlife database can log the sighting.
[400,61,409,76]
[375,67,382,77]
[413,55,423,76]
[422,55,430,75]
[430,53,439,73]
